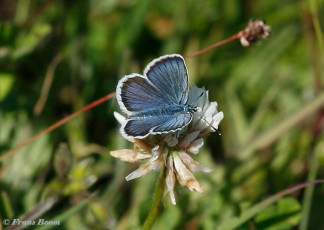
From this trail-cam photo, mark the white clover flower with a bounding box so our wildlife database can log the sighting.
[111,85,223,204]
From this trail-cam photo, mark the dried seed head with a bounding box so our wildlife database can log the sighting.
[239,19,271,47]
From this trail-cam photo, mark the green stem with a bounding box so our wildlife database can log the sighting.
[142,167,166,230]
[298,142,323,230]
[308,0,324,62]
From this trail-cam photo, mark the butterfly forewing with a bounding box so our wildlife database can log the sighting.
[145,54,189,105]
[117,74,173,114]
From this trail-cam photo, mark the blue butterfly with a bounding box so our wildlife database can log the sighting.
[116,54,197,139]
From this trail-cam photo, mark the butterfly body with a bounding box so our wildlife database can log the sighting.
[116,54,195,139]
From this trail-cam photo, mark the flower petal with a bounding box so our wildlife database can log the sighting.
[125,153,164,181]
[125,161,153,181]
[134,139,154,153]
[212,112,224,128]
[204,102,217,117]
[151,159,164,172]
[164,134,178,147]
[179,131,200,148]
[166,156,176,205]
[173,154,204,193]
[151,145,160,158]
[110,149,151,163]
[186,138,204,154]
[178,151,212,173]
[187,84,205,105]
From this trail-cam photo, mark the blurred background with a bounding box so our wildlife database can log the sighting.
[0,0,323,229]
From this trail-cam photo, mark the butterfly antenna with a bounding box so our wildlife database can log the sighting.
[189,92,204,107]
[199,116,221,136]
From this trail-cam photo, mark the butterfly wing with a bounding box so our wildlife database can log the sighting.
[144,54,189,105]
[116,54,192,139]
[121,112,192,139]
[152,113,192,133]
[116,73,174,115]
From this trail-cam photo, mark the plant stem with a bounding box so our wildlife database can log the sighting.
[0,92,116,161]
[298,142,323,230]
[184,33,239,59]
[142,167,166,230]
[308,0,324,65]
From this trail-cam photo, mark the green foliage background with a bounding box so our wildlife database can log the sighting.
[0,0,323,229]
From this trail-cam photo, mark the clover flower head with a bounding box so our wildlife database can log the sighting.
[111,84,223,204]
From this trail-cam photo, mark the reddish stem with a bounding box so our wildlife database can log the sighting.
[184,33,240,59]
[0,92,115,160]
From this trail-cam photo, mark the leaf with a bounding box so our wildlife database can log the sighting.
[255,197,301,229]
[0,191,14,219]
[12,23,52,59]
[35,197,90,230]
[6,196,59,230]
[0,73,15,101]
[218,180,323,230]
[54,143,73,179]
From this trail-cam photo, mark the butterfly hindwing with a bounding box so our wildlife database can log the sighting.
[122,116,170,138]
[152,113,192,133]
[122,112,192,138]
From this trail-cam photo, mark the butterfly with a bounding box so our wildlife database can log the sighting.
[116,54,198,139]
